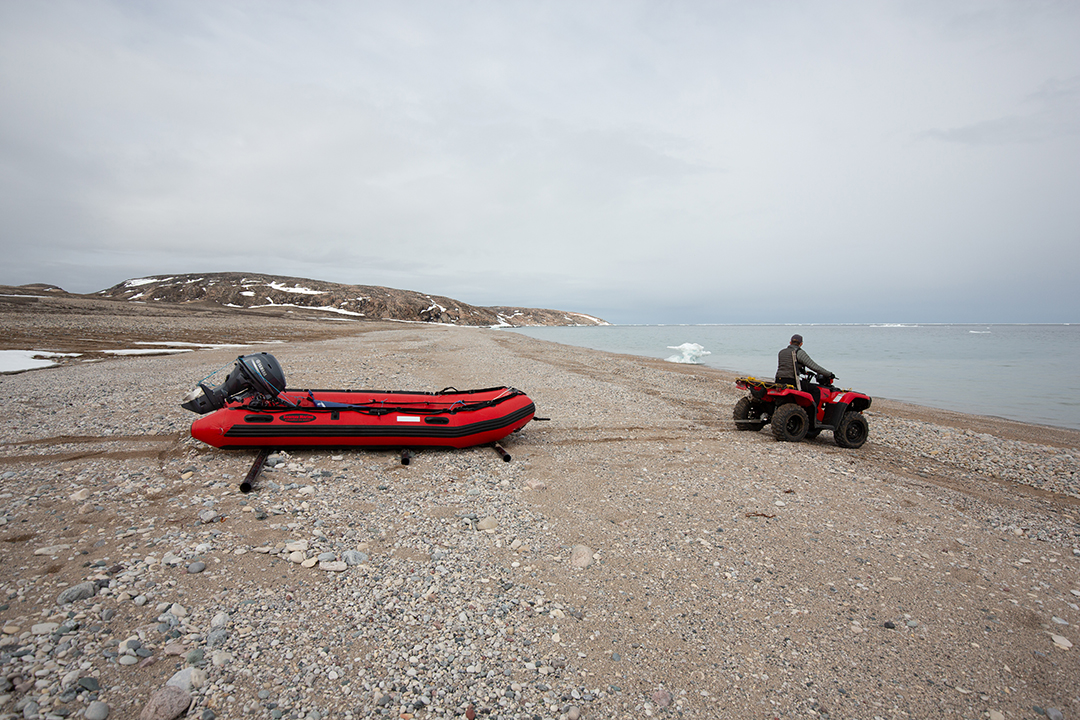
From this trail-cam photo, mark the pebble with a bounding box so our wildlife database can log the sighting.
[85,701,111,720]
[166,667,207,692]
[33,544,71,556]
[570,544,595,569]
[342,549,368,565]
[186,561,207,573]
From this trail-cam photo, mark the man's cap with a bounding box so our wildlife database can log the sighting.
[790,334,803,344]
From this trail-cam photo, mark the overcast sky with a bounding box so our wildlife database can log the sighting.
[1,1,1078,324]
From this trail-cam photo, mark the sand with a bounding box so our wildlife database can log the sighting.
[1,309,1078,719]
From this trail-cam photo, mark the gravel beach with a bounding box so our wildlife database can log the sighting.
[1,314,1078,720]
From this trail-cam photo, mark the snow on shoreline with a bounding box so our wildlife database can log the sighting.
[1,342,258,373]
[0,350,80,373]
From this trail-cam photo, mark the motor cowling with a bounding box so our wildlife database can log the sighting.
[181,353,287,414]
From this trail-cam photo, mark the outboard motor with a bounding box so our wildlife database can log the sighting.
[181,353,287,414]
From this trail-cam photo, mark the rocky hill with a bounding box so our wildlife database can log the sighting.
[94,273,608,327]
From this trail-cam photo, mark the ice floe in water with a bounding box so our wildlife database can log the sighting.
[665,343,711,364]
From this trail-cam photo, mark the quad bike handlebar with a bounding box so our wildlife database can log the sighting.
[793,371,837,387]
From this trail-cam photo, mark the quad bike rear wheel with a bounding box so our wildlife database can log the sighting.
[834,411,869,449]
[733,397,767,431]
[772,403,809,442]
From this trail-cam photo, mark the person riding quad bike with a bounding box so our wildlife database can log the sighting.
[776,334,831,410]
[732,334,872,448]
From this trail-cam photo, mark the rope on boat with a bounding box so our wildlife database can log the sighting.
[196,359,235,386]
[241,387,526,416]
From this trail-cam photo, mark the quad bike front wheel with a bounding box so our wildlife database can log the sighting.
[772,403,808,442]
[834,411,869,449]
[733,397,768,431]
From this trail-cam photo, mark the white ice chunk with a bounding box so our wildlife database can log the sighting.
[665,343,711,364]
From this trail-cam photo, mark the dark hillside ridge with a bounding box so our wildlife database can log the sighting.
[94,273,609,327]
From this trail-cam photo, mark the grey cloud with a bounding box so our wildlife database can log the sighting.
[2,1,1079,323]
[921,77,1080,145]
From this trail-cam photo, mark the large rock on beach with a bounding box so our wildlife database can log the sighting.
[57,581,97,604]
[138,685,191,720]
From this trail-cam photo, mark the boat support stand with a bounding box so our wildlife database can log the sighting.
[400,444,513,466]
[492,443,512,462]
[240,448,273,494]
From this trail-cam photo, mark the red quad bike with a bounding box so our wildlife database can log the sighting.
[733,374,872,448]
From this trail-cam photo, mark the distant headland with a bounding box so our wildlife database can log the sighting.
[3,273,609,328]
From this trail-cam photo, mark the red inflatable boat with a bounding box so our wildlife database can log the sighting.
[181,353,535,451]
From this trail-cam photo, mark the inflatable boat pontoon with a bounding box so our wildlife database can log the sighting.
[181,353,536,451]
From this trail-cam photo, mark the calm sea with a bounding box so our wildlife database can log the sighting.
[505,324,1080,431]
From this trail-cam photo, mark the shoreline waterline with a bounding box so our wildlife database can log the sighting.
[504,323,1080,432]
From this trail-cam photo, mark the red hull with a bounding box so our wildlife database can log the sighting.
[189,386,535,450]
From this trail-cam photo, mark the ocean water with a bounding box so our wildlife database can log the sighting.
[505,324,1080,431]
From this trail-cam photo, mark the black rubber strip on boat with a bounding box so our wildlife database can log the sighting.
[223,403,536,440]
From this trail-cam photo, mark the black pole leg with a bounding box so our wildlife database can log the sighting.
[241,448,272,494]
[401,449,413,466]
[492,443,512,462]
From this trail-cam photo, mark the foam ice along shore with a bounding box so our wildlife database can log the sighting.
[0,350,80,373]
[665,343,711,364]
